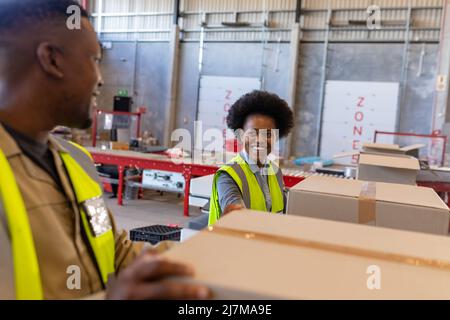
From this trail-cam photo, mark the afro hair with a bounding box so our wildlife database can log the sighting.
[226,90,294,138]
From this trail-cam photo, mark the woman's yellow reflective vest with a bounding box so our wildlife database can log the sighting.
[209,154,285,226]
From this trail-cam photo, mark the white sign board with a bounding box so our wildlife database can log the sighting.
[195,76,261,150]
[320,81,400,165]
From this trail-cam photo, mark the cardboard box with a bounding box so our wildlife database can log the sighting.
[357,153,420,185]
[110,141,129,151]
[99,131,111,141]
[287,175,449,235]
[362,142,424,158]
[334,143,423,185]
[163,210,450,299]
[116,128,131,143]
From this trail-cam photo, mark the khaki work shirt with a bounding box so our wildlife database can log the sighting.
[0,124,142,299]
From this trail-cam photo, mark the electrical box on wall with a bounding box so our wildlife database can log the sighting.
[436,75,448,92]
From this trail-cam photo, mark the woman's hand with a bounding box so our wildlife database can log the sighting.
[223,204,244,215]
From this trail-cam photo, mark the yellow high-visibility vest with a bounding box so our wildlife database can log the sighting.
[0,138,115,300]
[209,154,284,225]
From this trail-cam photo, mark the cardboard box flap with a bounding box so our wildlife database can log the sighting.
[362,142,401,151]
[291,175,363,197]
[359,153,420,170]
[333,150,359,159]
[400,144,426,152]
[292,176,448,210]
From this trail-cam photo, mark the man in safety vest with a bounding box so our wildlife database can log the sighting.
[0,0,211,300]
[209,90,295,225]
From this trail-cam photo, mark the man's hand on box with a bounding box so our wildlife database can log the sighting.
[106,250,211,300]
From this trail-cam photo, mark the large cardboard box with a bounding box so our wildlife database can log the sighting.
[357,153,420,185]
[287,175,449,235]
[163,210,450,299]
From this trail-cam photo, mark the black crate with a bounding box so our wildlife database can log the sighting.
[129,225,182,245]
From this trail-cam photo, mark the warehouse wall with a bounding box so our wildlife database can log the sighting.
[92,0,445,157]
[174,42,291,132]
[90,0,442,42]
[99,41,438,156]
[98,42,171,144]
[99,41,290,146]
[295,43,439,157]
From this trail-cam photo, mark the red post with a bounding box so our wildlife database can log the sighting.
[117,165,125,206]
[183,166,191,217]
[442,136,448,166]
[136,113,141,139]
[138,171,144,200]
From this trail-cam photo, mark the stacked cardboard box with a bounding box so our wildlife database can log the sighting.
[357,143,423,185]
[335,142,424,185]
[287,175,449,235]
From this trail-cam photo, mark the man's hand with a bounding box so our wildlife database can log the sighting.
[106,251,212,300]
[223,204,244,215]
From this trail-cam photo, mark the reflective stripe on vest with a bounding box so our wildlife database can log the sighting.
[0,149,43,300]
[209,154,284,225]
[0,138,115,299]
[55,138,115,286]
[0,197,18,299]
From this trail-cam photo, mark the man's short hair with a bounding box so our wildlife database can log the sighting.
[0,0,89,31]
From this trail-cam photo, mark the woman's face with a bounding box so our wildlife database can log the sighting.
[242,114,277,163]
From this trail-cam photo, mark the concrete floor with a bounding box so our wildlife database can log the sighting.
[106,191,204,232]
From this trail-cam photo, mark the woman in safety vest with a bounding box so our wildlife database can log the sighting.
[209,90,295,225]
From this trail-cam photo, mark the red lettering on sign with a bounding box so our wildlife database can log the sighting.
[357,97,365,107]
[353,126,363,136]
[349,96,366,165]
[354,111,364,122]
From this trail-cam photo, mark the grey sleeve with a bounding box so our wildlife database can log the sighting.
[282,177,287,214]
[216,172,245,213]
[275,166,287,214]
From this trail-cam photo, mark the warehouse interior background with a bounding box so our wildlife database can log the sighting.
[84,0,450,161]
[8,0,450,301]
[65,0,450,236]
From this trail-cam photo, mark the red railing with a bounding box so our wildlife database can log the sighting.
[373,130,448,166]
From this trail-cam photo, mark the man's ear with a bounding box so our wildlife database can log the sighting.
[36,42,64,79]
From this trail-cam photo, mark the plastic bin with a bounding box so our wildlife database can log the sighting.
[129,225,182,244]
